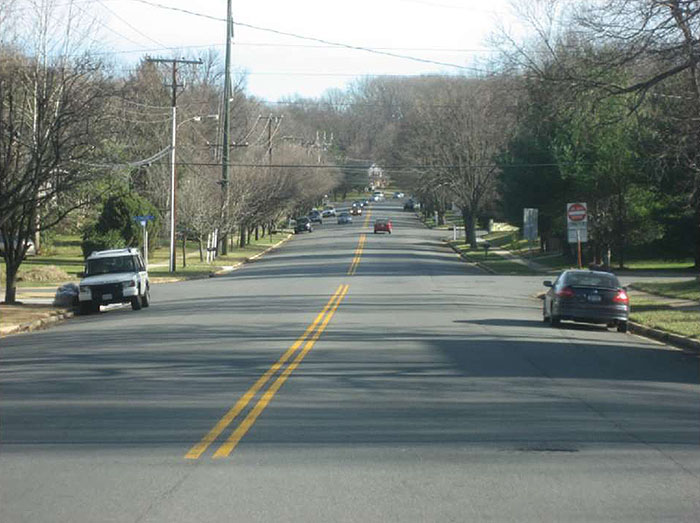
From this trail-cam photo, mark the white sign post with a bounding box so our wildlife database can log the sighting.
[566,202,588,268]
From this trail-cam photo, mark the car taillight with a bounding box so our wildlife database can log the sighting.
[613,289,629,304]
[556,286,575,298]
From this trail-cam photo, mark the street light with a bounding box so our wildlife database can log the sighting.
[168,113,219,272]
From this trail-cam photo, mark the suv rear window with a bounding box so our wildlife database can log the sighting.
[87,256,136,275]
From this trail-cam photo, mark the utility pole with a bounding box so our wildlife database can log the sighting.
[146,56,202,272]
[220,0,233,255]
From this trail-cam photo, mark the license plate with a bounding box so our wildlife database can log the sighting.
[587,295,602,303]
[102,293,112,300]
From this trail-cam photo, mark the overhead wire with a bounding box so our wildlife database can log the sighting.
[97,0,170,51]
[127,0,488,73]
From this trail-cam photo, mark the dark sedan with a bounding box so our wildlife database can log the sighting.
[308,210,323,224]
[294,217,313,234]
[543,269,630,332]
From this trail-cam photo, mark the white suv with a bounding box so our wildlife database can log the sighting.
[78,248,150,314]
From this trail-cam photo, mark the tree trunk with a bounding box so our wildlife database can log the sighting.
[182,234,187,268]
[198,238,204,261]
[255,226,259,241]
[3,260,19,304]
[462,208,477,248]
[694,201,700,269]
[239,225,246,248]
[617,190,625,270]
[220,233,228,255]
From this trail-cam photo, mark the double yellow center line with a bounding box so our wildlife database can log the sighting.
[347,208,371,276]
[186,284,350,459]
[347,234,366,276]
[186,217,371,459]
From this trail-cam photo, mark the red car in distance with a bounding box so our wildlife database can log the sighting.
[374,219,392,234]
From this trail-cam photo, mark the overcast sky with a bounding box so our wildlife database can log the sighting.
[51,0,524,101]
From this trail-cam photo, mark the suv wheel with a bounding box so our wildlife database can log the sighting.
[131,294,142,311]
[142,287,150,308]
[79,301,98,315]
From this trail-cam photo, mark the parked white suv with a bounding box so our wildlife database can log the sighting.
[78,248,150,314]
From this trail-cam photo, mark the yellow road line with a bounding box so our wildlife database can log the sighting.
[184,285,345,460]
[213,284,350,458]
[347,234,366,275]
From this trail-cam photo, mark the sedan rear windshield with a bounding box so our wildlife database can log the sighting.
[565,272,619,288]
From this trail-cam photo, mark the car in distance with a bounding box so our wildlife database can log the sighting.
[308,210,323,224]
[350,205,363,216]
[322,206,337,218]
[542,269,630,332]
[393,191,405,199]
[403,199,416,211]
[78,248,150,314]
[294,217,313,233]
[337,212,352,224]
[373,219,393,234]
[0,235,36,257]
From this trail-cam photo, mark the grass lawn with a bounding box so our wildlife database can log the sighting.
[1,232,291,288]
[630,279,700,301]
[449,241,538,275]
[624,259,696,270]
[0,303,71,334]
[629,297,700,339]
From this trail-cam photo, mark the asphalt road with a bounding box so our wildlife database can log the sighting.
[1,201,699,522]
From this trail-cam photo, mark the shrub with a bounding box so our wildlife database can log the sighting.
[81,226,125,258]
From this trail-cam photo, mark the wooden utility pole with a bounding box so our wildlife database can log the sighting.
[220,0,233,254]
[146,57,202,272]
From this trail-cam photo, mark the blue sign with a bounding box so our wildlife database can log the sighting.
[133,215,155,226]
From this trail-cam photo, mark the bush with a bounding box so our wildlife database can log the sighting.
[81,227,125,258]
[97,193,160,247]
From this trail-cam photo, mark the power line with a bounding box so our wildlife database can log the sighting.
[127,0,488,73]
[97,0,170,51]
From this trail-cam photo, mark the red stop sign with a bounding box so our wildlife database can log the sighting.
[567,203,587,222]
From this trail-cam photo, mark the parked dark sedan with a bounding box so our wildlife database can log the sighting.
[294,217,313,234]
[543,269,630,332]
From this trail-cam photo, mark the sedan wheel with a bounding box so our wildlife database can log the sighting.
[617,321,628,333]
[549,307,560,326]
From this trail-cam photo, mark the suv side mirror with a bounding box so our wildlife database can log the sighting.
[543,280,553,287]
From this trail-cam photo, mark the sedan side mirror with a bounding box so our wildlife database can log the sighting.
[543,280,553,287]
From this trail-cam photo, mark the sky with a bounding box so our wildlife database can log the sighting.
[14,0,527,101]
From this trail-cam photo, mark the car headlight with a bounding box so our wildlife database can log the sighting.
[79,285,90,293]
[122,280,137,288]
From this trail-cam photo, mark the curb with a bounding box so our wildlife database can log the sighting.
[444,240,497,274]
[209,233,292,277]
[628,322,700,354]
[0,309,75,337]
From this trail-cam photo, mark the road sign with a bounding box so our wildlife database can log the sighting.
[566,202,587,243]
[567,203,587,222]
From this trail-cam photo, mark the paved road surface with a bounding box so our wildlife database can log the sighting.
[1,201,699,522]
